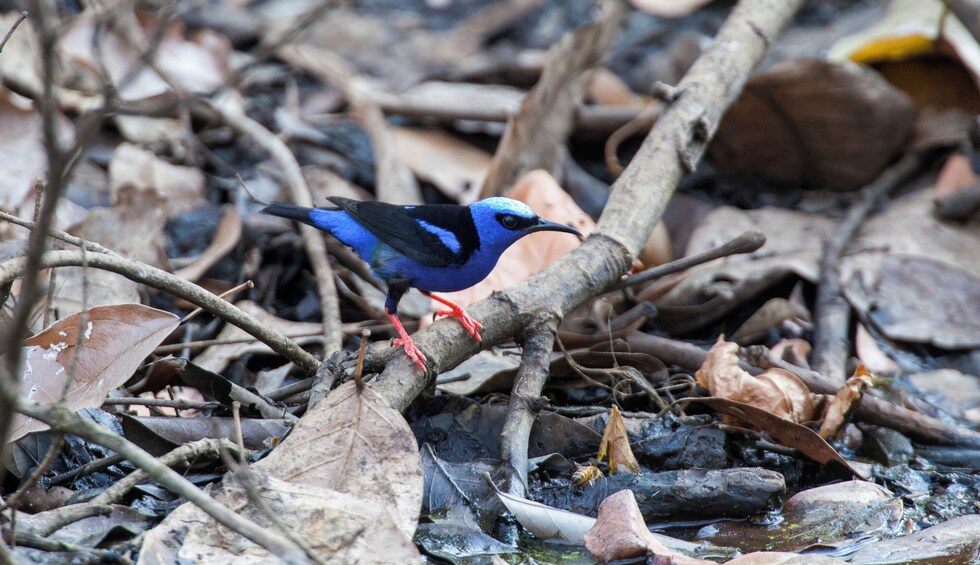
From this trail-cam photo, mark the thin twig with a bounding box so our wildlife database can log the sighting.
[0,433,64,513]
[101,397,222,411]
[182,280,254,323]
[0,11,27,53]
[811,152,925,384]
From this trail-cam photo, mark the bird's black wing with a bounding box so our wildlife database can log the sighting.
[327,197,475,268]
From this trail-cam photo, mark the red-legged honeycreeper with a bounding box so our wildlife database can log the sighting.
[261,196,583,371]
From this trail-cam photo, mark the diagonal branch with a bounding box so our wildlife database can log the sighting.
[368,0,806,412]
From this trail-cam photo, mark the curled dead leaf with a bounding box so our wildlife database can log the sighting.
[696,336,816,423]
[597,405,640,475]
[818,365,874,440]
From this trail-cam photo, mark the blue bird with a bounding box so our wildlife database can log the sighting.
[262,196,583,371]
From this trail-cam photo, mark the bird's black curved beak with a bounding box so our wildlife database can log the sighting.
[528,218,584,240]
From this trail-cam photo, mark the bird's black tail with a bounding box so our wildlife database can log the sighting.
[261,202,317,227]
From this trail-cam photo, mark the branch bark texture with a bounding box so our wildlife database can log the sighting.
[371,0,806,412]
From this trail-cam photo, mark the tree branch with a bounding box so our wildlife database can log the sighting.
[368,0,806,412]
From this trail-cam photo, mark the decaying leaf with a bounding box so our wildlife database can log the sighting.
[712,59,915,189]
[139,471,419,563]
[694,398,866,480]
[109,143,207,219]
[10,304,179,443]
[584,489,712,564]
[392,127,491,204]
[696,336,816,423]
[818,366,874,440]
[254,381,423,539]
[597,405,640,475]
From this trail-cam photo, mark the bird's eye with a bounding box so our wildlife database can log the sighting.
[501,215,518,229]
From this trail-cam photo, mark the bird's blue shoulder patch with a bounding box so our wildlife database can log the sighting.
[416,220,461,253]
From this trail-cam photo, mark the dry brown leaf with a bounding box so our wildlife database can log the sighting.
[696,336,816,423]
[587,67,638,106]
[584,490,712,564]
[935,153,978,200]
[854,323,900,375]
[769,338,812,369]
[255,380,423,539]
[0,88,72,210]
[818,366,874,440]
[10,304,179,443]
[695,398,866,480]
[597,405,640,474]
[59,10,232,101]
[392,127,491,204]
[712,59,915,189]
[175,206,242,283]
[109,143,207,219]
[433,171,591,310]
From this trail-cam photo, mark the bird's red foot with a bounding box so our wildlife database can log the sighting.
[427,293,483,342]
[386,311,427,372]
[393,336,427,372]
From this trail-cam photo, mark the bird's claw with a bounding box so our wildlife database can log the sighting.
[393,336,428,372]
[436,308,483,342]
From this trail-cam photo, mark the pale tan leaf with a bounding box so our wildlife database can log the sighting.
[10,304,180,443]
[855,323,899,374]
[255,381,423,539]
[393,127,491,204]
[175,206,243,283]
[139,472,419,564]
[696,337,816,423]
[597,405,640,474]
[0,89,72,210]
[109,143,207,219]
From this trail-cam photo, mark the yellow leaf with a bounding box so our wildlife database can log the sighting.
[597,405,640,474]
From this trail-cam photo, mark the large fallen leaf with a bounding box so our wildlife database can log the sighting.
[694,398,866,480]
[818,366,874,440]
[584,490,712,564]
[696,337,816,423]
[0,88,73,210]
[255,380,423,539]
[109,143,207,219]
[597,405,640,474]
[392,127,491,204]
[712,59,915,189]
[59,10,232,101]
[10,304,179,443]
[139,471,419,564]
[433,171,592,310]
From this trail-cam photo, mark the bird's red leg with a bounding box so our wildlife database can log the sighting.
[425,293,483,342]
[386,310,427,371]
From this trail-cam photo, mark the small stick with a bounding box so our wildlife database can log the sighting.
[182,280,254,323]
[0,11,27,54]
[354,329,370,389]
[611,229,766,290]
[232,401,247,466]
[101,397,222,411]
